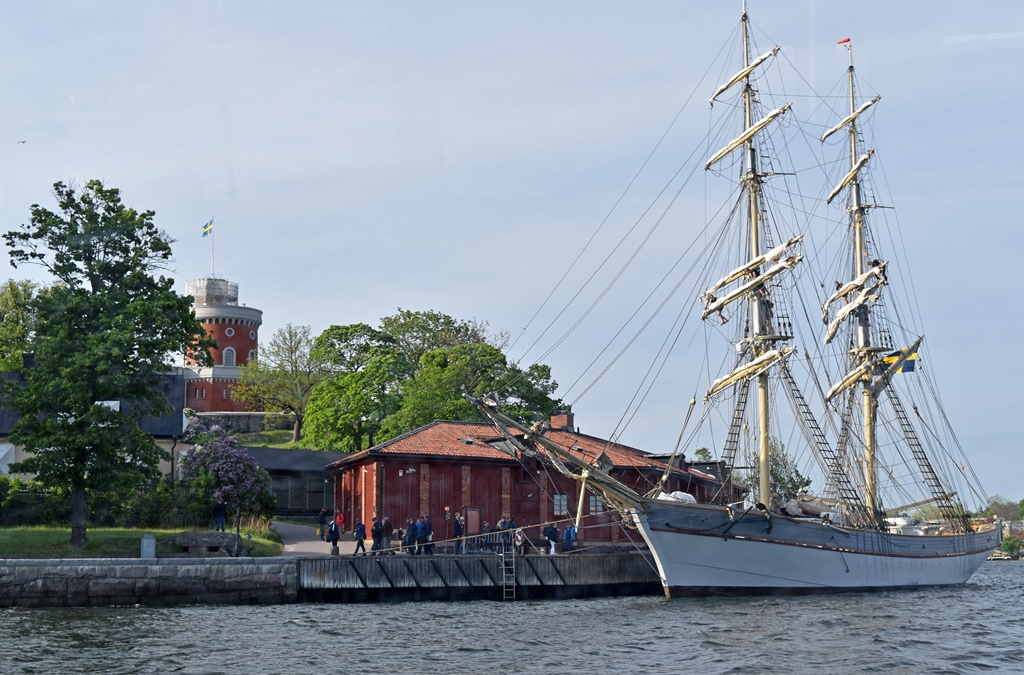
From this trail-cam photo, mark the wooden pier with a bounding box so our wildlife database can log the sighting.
[297,552,661,602]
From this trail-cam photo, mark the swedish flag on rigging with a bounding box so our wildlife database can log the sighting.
[882,349,917,373]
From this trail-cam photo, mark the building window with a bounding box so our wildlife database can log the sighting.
[225,327,235,337]
[201,388,206,399]
[222,388,228,399]
[193,387,200,399]
[250,330,256,339]
[553,494,568,516]
[223,347,236,367]
[248,349,257,362]
[589,495,604,514]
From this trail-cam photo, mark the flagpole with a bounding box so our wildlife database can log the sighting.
[211,219,215,275]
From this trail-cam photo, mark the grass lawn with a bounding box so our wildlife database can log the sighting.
[0,526,284,557]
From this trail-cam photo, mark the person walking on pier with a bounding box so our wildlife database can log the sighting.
[370,516,383,555]
[417,515,434,555]
[353,519,367,555]
[452,511,464,554]
[381,516,394,555]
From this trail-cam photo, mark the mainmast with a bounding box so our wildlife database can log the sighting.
[703,7,794,509]
[740,13,773,510]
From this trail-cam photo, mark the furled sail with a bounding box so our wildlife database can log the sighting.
[701,254,802,320]
[705,104,791,170]
[826,149,874,204]
[822,282,882,345]
[822,262,887,324]
[819,95,881,142]
[825,362,873,402]
[709,46,780,106]
[706,235,803,295]
[705,346,795,400]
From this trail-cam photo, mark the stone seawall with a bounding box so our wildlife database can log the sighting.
[0,558,298,607]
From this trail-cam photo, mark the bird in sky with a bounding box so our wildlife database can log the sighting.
[16,140,26,144]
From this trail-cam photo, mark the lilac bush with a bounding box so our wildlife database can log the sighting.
[180,414,275,517]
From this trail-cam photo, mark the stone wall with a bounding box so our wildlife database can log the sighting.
[196,412,292,434]
[0,558,298,607]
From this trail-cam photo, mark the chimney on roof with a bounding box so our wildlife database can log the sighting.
[551,409,575,432]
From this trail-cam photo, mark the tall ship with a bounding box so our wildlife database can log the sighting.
[470,5,999,595]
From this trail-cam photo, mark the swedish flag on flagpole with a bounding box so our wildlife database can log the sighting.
[202,218,214,237]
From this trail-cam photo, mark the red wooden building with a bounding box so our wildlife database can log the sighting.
[326,412,735,547]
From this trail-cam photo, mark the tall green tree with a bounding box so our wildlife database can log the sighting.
[2,180,212,547]
[0,279,37,372]
[981,495,1020,521]
[377,343,560,441]
[304,312,560,451]
[379,308,489,374]
[232,323,329,443]
[746,439,812,503]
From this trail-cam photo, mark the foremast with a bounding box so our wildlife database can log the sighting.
[822,41,883,519]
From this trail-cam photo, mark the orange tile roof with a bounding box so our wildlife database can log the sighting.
[543,429,656,468]
[326,419,709,481]
[326,421,513,467]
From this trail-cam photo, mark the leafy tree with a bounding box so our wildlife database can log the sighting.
[2,180,213,547]
[692,447,713,462]
[746,439,811,503]
[0,279,37,371]
[232,323,329,443]
[312,322,400,374]
[379,308,489,374]
[981,495,1020,521]
[378,343,560,441]
[304,353,403,451]
[1002,535,1021,558]
[180,415,275,522]
[304,311,560,450]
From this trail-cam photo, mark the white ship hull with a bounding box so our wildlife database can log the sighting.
[632,500,999,596]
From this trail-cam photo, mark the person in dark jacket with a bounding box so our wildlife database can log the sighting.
[452,512,463,554]
[353,519,367,555]
[327,519,340,550]
[370,517,383,555]
[543,523,560,555]
[381,516,395,555]
[317,507,329,541]
[404,517,418,554]
[213,499,227,533]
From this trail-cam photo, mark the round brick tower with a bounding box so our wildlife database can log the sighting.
[184,276,262,412]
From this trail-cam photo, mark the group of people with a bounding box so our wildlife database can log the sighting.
[319,508,579,556]
[543,522,577,554]
[348,514,435,555]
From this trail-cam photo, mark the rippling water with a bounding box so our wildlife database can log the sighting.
[2,562,1022,674]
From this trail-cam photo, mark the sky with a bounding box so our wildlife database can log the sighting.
[0,2,1020,501]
